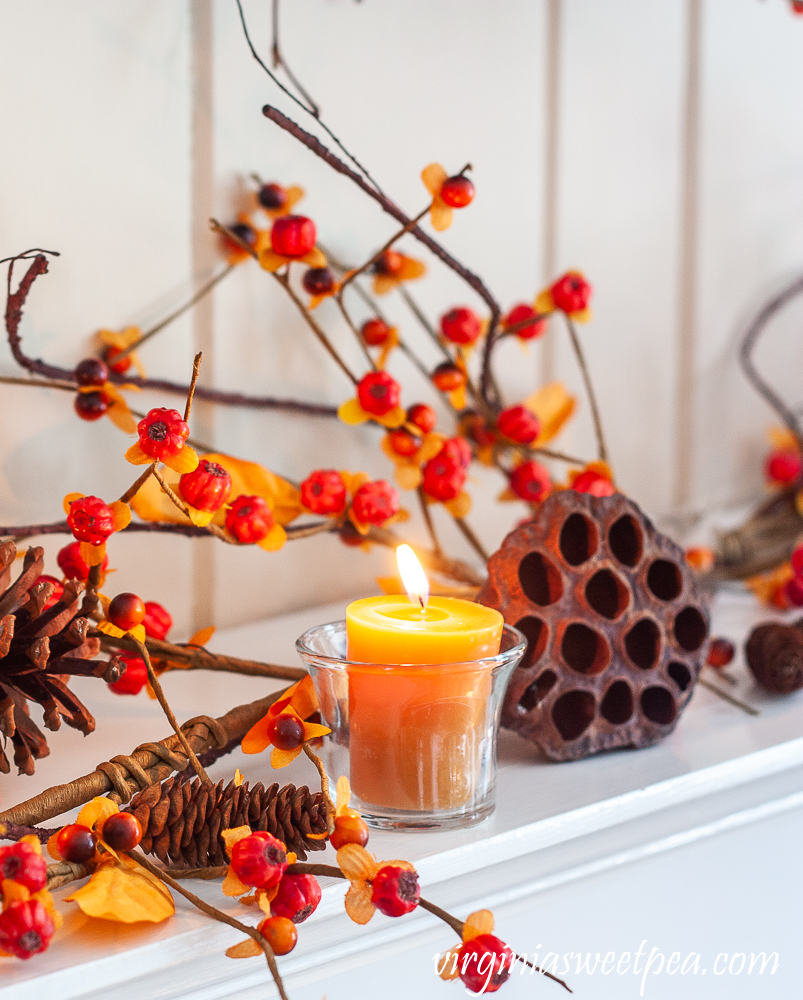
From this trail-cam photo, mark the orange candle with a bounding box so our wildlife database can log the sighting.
[345,547,503,812]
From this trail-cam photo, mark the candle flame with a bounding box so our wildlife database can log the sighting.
[396,544,429,609]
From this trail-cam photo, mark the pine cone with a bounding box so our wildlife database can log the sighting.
[0,540,122,775]
[126,776,328,866]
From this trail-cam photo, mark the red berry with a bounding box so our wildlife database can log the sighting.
[258,183,288,210]
[270,873,322,924]
[457,933,515,994]
[0,842,47,893]
[351,481,399,525]
[108,592,146,631]
[707,637,735,668]
[0,900,55,960]
[440,175,475,208]
[329,813,369,851]
[101,812,142,852]
[497,405,541,445]
[257,914,297,955]
[74,390,109,421]
[102,344,132,375]
[432,362,466,393]
[300,470,347,516]
[792,544,803,578]
[550,271,591,314]
[442,437,472,469]
[793,0,803,13]
[266,713,305,751]
[504,303,546,340]
[783,575,803,607]
[357,371,401,417]
[361,318,391,346]
[388,428,420,457]
[66,496,115,546]
[370,865,419,917]
[766,448,802,485]
[422,453,466,502]
[179,460,232,512]
[108,653,148,695]
[271,215,316,258]
[302,267,335,296]
[137,408,190,462]
[572,469,615,497]
[56,824,97,864]
[74,358,109,387]
[34,575,64,610]
[510,461,551,503]
[440,307,482,345]
[225,495,275,544]
[57,541,108,580]
[407,403,437,434]
[230,832,288,889]
[373,250,404,276]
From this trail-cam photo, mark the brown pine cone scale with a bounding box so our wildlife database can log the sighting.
[125,776,328,866]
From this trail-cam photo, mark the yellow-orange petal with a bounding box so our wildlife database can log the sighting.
[127,623,147,643]
[105,396,138,434]
[336,843,377,882]
[46,833,62,862]
[341,470,371,495]
[394,463,423,491]
[344,883,376,925]
[571,307,592,323]
[376,406,407,429]
[418,433,447,463]
[221,826,253,859]
[300,247,327,268]
[429,199,453,232]
[447,386,467,410]
[258,248,288,272]
[226,937,263,959]
[109,501,131,531]
[462,908,494,941]
[241,714,271,755]
[284,186,304,213]
[96,619,126,639]
[289,675,319,721]
[271,746,302,768]
[77,796,119,832]
[534,289,555,314]
[163,445,199,475]
[376,328,399,371]
[2,879,31,905]
[80,541,107,567]
[335,775,351,815]
[302,721,331,741]
[257,523,287,551]
[421,162,448,196]
[525,382,576,446]
[497,487,518,502]
[338,398,370,426]
[443,491,472,518]
[125,441,153,466]
[63,492,84,515]
[398,256,426,282]
[347,510,371,535]
[372,274,398,296]
[437,946,462,980]
[187,506,216,527]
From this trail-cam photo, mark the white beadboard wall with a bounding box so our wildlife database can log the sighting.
[1,0,802,636]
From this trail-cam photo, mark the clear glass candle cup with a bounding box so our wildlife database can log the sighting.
[296,621,525,830]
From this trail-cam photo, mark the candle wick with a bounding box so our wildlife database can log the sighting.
[418,595,425,611]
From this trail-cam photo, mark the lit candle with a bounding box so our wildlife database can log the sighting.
[345,546,504,813]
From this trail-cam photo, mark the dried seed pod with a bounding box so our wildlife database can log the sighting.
[745,622,803,694]
[479,491,710,760]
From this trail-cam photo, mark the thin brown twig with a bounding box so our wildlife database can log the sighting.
[184,352,203,422]
[565,317,608,464]
[0,375,74,391]
[302,743,335,834]
[128,851,290,1000]
[270,0,320,116]
[452,517,489,563]
[119,463,157,505]
[698,677,759,716]
[418,488,443,556]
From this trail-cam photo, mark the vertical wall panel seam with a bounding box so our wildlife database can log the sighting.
[675,0,702,511]
[190,0,216,633]
[541,0,561,385]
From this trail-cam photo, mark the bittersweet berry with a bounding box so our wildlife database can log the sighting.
[57,541,108,580]
[422,452,466,502]
[783,576,803,607]
[407,403,437,434]
[225,495,275,544]
[258,915,297,955]
[257,183,288,210]
[74,390,108,421]
[108,654,148,695]
[442,437,472,469]
[267,713,305,751]
[440,175,475,208]
[302,267,335,296]
[231,832,288,889]
[440,307,481,345]
[462,411,496,448]
[572,469,615,497]
[0,900,55,960]
[505,303,546,340]
[373,250,404,276]
[551,272,591,314]
[56,824,97,864]
[388,428,420,457]
[329,813,369,851]
[361,318,391,347]
[497,405,541,445]
[300,470,347,516]
[270,873,322,924]
[457,933,514,994]
[101,812,143,852]
[271,215,316,258]
[102,344,131,375]
[509,461,551,504]
[66,496,115,546]
[74,358,109,387]
[137,408,190,462]
[143,601,172,640]
[108,592,146,632]
[706,637,735,668]
[351,481,399,525]
[766,448,802,485]
[357,371,401,417]
[431,362,466,393]
[179,460,232,512]
[0,842,47,893]
[370,865,419,917]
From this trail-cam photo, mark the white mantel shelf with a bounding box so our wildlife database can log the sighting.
[1,592,802,1000]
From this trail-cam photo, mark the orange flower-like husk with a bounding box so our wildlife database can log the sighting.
[421,165,454,231]
[376,327,400,370]
[524,382,576,446]
[745,562,794,605]
[97,327,146,378]
[241,675,320,754]
[257,184,305,220]
[562,460,614,492]
[767,425,801,452]
[66,855,175,923]
[372,254,426,296]
[338,397,406,429]
[337,845,417,925]
[269,707,331,769]
[443,491,472,518]
[259,246,326,273]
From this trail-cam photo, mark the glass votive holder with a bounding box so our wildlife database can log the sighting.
[296,621,526,831]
